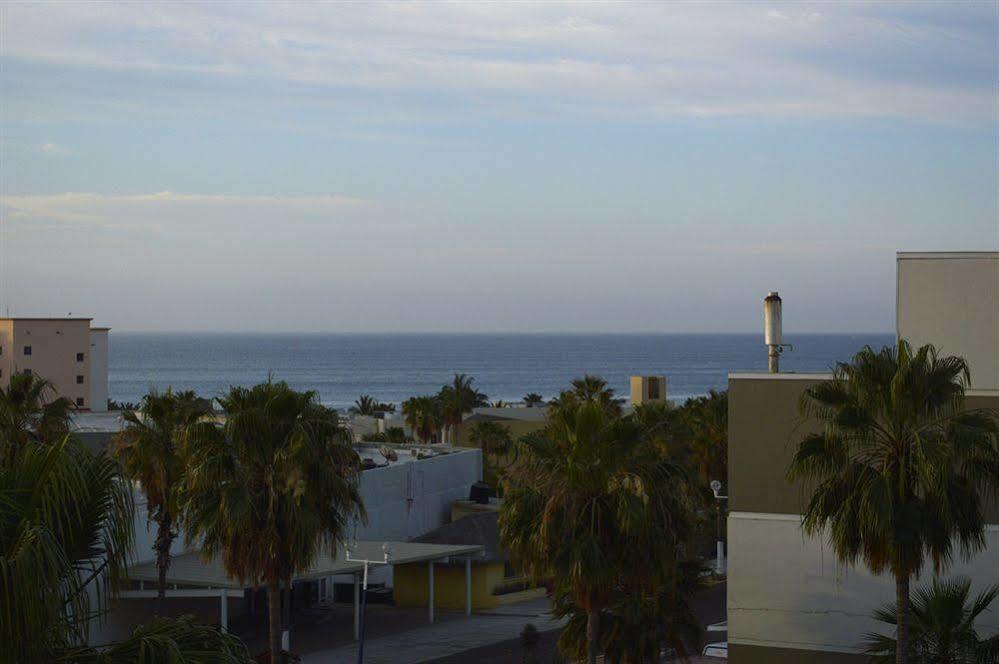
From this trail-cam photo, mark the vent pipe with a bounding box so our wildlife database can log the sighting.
[764,291,782,373]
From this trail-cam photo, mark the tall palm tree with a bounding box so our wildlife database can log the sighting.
[523,393,545,408]
[551,374,623,417]
[680,390,728,485]
[554,560,707,663]
[113,389,210,614]
[402,395,443,444]
[468,421,514,489]
[0,371,73,451]
[438,374,487,445]
[863,577,999,663]
[181,381,365,663]
[500,400,695,664]
[1,434,250,663]
[788,341,999,664]
[350,394,377,416]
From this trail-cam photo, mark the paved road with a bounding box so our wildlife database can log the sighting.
[301,597,564,663]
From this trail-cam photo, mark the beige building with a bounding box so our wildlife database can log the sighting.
[630,375,667,406]
[727,252,998,663]
[0,318,110,411]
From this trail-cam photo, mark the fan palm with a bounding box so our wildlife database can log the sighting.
[438,374,488,445]
[113,389,211,613]
[500,399,695,664]
[350,395,378,416]
[1,434,250,663]
[523,393,545,408]
[863,577,999,664]
[551,374,623,417]
[181,381,365,663]
[680,390,728,485]
[402,395,443,444]
[788,341,999,664]
[468,421,514,489]
[0,371,73,452]
[555,560,707,663]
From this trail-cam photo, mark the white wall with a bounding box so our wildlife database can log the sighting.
[728,512,999,655]
[89,329,109,412]
[897,253,999,390]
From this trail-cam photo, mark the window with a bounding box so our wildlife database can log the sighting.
[76,352,84,362]
[23,346,32,356]
[22,369,31,376]
[75,398,84,407]
[76,375,84,384]
[647,379,660,400]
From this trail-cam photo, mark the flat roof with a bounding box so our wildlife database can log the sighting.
[127,541,484,589]
[91,327,112,331]
[728,372,833,381]
[1,317,94,322]
[897,251,998,260]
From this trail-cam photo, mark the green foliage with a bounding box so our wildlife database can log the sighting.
[181,380,365,661]
[549,374,623,418]
[469,420,514,490]
[59,615,252,663]
[0,372,73,452]
[680,390,728,485]
[863,577,999,664]
[788,340,999,662]
[554,560,708,663]
[402,395,443,443]
[438,374,488,444]
[360,427,407,444]
[349,395,395,415]
[523,393,545,407]
[500,395,697,662]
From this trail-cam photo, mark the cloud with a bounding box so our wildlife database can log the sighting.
[1,191,374,231]
[0,2,993,125]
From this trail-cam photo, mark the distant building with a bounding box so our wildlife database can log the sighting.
[630,375,667,406]
[0,318,110,411]
[727,252,998,663]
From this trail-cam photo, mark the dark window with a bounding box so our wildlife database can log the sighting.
[76,375,84,384]
[75,398,85,407]
[0,346,3,355]
[647,379,660,400]
[22,369,31,376]
[76,352,84,362]
[23,346,32,356]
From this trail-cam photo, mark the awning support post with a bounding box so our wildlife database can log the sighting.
[353,572,360,640]
[465,556,472,615]
[220,587,228,633]
[428,561,435,623]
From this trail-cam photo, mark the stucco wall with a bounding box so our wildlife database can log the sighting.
[897,252,999,391]
[393,561,503,610]
[6,319,93,408]
[89,329,109,412]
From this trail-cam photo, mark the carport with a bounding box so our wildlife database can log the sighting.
[123,541,484,645]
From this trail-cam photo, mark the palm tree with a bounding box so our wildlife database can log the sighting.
[181,381,365,663]
[438,374,487,445]
[500,400,695,664]
[350,394,377,415]
[680,390,728,485]
[0,371,73,451]
[554,559,707,663]
[788,341,999,664]
[863,577,999,664]
[469,421,514,489]
[523,393,545,408]
[402,395,443,444]
[551,374,623,417]
[1,434,250,663]
[113,389,210,614]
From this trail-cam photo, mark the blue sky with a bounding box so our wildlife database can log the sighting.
[0,1,995,332]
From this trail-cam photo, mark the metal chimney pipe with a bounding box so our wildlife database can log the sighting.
[764,291,782,373]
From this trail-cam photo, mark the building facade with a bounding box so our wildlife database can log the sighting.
[0,318,110,411]
[727,252,999,663]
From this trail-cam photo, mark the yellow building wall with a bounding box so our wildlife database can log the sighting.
[394,562,507,610]
[3,319,92,408]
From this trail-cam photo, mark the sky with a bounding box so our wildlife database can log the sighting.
[0,1,995,333]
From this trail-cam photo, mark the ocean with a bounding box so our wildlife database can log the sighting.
[108,333,894,411]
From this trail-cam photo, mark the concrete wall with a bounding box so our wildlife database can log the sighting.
[897,252,999,390]
[3,319,93,408]
[0,320,11,386]
[728,373,999,662]
[89,329,109,412]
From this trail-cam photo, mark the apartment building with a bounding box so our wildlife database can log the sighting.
[0,318,110,411]
[727,252,998,663]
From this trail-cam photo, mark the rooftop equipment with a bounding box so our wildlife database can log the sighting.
[764,291,792,373]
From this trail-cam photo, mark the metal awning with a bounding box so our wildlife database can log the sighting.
[127,540,483,589]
